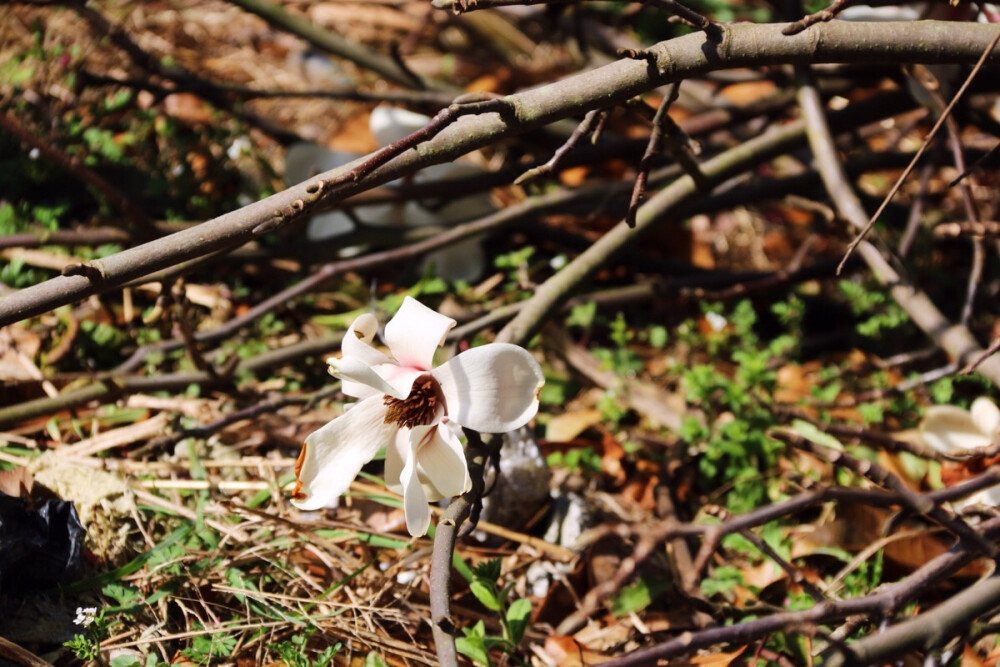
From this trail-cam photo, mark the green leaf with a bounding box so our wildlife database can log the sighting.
[611,577,671,616]
[456,633,491,666]
[567,301,597,328]
[364,652,388,667]
[471,558,502,583]
[110,656,142,667]
[470,581,502,611]
[63,525,192,593]
[505,597,532,644]
[790,420,844,451]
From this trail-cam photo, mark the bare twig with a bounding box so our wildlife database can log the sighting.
[777,430,998,558]
[795,66,1000,387]
[514,109,606,185]
[496,87,916,347]
[226,0,431,90]
[837,27,1000,274]
[69,2,301,144]
[782,0,856,36]
[826,574,1000,667]
[626,83,679,228]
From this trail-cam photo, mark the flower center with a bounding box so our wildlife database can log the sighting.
[384,374,442,429]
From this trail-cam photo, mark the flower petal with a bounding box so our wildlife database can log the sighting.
[330,355,409,400]
[400,433,431,536]
[433,343,544,433]
[385,429,408,494]
[384,296,456,371]
[291,395,397,511]
[416,421,471,500]
[921,404,993,453]
[971,397,1000,442]
[342,313,392,368]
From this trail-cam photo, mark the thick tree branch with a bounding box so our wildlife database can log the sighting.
[1,21,998,328]
[827,574,1000,666]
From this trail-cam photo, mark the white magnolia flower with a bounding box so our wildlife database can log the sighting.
[922,397,1000,454]
[292,297,545,536]
[921,397,1000,508]
[284,106,493,281]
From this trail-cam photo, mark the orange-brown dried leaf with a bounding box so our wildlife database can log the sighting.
[620,470,659,511]
[330,112,377,154]
[164,93,214,125]
[719,77,777,104]
[689,645,747,667]
[542,635,612,666]
[0,467,32,498]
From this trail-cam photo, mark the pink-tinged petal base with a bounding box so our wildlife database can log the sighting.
[433,343,544,433]
[384,296,456,372]
[291,395,397,511]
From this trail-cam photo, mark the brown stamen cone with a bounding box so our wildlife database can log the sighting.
[384,375,443,429]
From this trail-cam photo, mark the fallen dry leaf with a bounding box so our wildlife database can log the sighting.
[542,635,612,666]
[0,467,32,498]
[688,645,747,667]
[546,409,603,443]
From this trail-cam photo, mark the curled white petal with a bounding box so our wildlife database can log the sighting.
[921,404,993,453]
[971,397,1000,442]
[415,422,470,500]
[400,434,432,536]
[384,296,456,371]
[342,313,393,368]
[292,396,396,511]
[433,343,544,433]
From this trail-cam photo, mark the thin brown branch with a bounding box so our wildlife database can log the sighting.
[837,27,1000,273]
[777,431,998,558]
[827,574,1000,667]
[596,514,1000,666]
[559,481,1000,640]
[514,109,606,185]
[69,1,301,145]
[226,0,432,90]
[782,0,856,36]
[626,83,680,228]
[795,66,1000,387]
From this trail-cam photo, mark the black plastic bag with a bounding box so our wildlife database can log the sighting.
[0,492,84,594]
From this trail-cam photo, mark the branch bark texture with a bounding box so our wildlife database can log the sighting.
[1,21,998,327]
